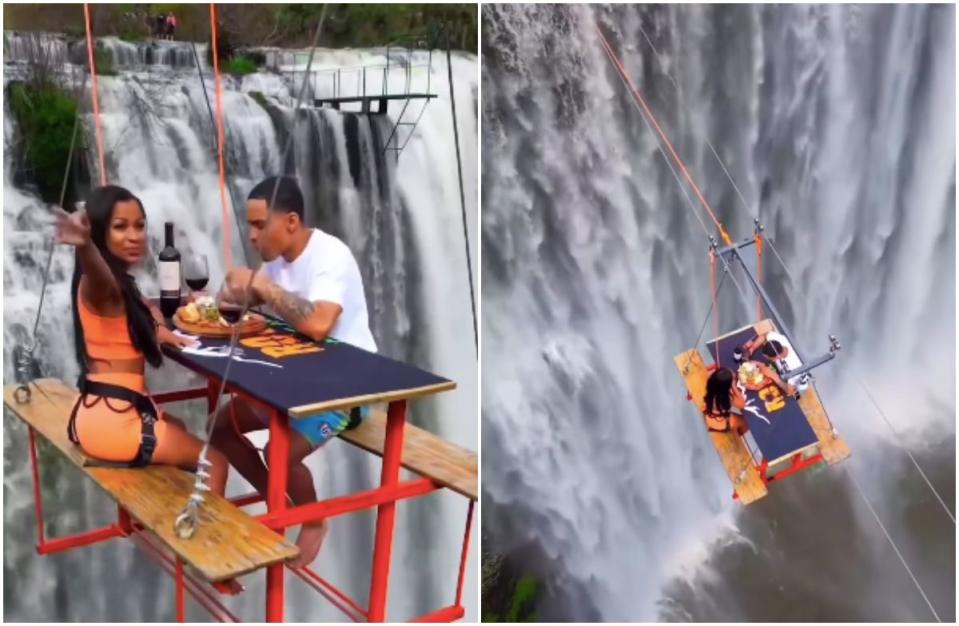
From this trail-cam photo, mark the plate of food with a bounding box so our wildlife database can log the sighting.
[737,361,768,390]
[173,296,268,338]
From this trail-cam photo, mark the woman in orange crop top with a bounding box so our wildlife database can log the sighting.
[703,367,748,435]
[54,185,227,493]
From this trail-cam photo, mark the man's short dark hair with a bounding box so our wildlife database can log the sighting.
[248,176,304,219]
[762,340,784,358]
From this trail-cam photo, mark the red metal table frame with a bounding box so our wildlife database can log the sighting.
[24,373,473,623]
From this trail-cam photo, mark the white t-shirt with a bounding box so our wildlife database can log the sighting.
[262,228,377,353]
[766,330,802,383]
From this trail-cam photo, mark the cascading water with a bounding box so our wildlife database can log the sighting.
[3,32,477,621]
[482,4,954,621]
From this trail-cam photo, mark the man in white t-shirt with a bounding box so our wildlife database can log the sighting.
[743,329,804,397]
[210,176,376,568]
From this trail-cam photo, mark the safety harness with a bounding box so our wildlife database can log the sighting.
[67,377,158,468]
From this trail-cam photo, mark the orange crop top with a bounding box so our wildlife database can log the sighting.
[78,296,143,361]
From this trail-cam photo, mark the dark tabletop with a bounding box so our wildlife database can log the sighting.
[706,326,818,463]
[162,316,454,417]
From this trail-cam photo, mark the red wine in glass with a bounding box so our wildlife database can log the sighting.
[220,304,243,324]
[186,277,208,291]
[183,254,209,298]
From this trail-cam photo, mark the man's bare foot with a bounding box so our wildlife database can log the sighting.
[290,520,328,569]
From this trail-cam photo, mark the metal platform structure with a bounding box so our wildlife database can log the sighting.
[278,29,443,160]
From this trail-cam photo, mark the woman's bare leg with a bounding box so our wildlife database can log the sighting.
[152,414,228,495]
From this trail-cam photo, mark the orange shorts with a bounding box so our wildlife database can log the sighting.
[72,374,170,463]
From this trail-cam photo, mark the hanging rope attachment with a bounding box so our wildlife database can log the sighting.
[13,342,41,404]
[174,449,213,539]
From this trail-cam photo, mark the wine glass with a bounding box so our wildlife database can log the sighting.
[183,253,209,298]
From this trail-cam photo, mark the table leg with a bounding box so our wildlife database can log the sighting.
[265,408,290,622]
[28,427,46,550]
[367,399,407,622]
[117,505,133,535]
[175,557,185,622]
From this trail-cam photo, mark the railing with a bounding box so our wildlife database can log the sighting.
[275,44,433,106]
[272,27,445,157]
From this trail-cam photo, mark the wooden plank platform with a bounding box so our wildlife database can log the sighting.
[674,350,768,504]
[3,379,298,582]
[339,410,478,501]
[799,384,851,465]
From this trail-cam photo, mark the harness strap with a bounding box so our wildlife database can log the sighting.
[68,378,158,468]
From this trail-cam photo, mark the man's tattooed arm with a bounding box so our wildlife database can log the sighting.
[258,281,315,326]
[255,279,342,341]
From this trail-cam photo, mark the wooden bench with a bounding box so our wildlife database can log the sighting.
[3,378,299,582]
[798,385,851,465]
[337,409,478,501]
[674,349,769,504]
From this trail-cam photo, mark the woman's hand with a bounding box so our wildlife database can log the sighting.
[54,208,91,248]
[731,383,747,409]
[157,325,198,349]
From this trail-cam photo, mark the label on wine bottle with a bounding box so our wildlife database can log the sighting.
[159,260,181,294]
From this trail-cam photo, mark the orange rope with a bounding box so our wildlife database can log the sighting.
[596,27,733,246]
[83,4,106,186]
[209,3,233,270]
[710,251,720,365]
[755,234,763,321]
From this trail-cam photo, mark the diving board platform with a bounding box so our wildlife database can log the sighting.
[676,319,850,504]
[3,379,298,582]
[313,92,437,115]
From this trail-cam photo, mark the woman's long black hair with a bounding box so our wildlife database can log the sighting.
[704,367,734,416]
[72,185,162,381]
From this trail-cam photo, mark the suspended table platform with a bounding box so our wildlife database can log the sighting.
[674,319,850,504]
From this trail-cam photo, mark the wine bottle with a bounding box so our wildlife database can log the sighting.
[159,222,181,318]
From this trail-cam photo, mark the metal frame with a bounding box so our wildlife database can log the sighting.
[713,229,840,382]
[731,450,827,502]
[24,374,475,622]
[282,26,442,158]
[700,222,841,500]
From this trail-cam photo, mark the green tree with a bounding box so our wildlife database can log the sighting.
[8,80,84,202]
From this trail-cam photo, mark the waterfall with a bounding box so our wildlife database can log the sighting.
[482,4,954,620]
